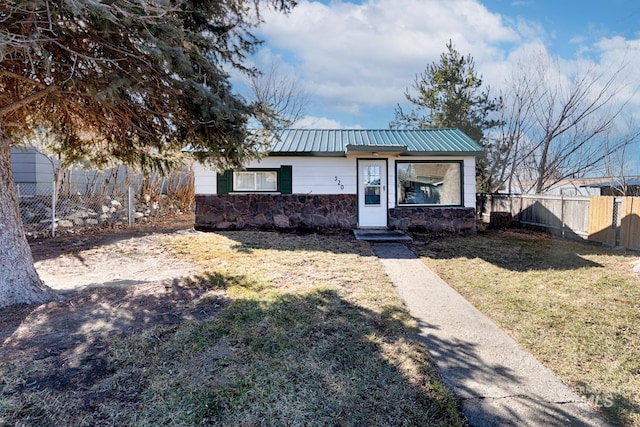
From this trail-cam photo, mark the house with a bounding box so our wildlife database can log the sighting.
[582,178,640,196]
[10,146,167,196]
[503,177,627,197]
[503,177,640,197]
[10,146,56,195]
[194,129,482,232]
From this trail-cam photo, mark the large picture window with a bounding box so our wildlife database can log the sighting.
[233,171,278,192]
[397,162,462,206]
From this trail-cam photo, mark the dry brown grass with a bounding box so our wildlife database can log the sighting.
[1,230,465,426]
[409,229,640,427]
[110,230,464,426]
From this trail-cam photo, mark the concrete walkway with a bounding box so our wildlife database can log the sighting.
[373,243,610,427]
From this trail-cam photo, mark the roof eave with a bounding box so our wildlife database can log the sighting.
[268,150,483,157]
[345,144,408,154]
[268,151,346,157]
[399,150,484,157]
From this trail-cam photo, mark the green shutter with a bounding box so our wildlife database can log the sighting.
[279,165,292,194]
[216,170,232,195]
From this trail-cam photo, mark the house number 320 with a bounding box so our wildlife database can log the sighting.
[334,176,344,190]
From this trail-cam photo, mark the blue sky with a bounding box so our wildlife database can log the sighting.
[241,0,640,135]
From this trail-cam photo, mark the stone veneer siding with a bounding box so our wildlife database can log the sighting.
[388,206,476,233]
[195,194,476,233]
[195,194,357,230]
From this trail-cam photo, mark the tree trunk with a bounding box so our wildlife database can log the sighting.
[0,136,58,308]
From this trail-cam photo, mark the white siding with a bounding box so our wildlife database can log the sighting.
[194,157,356,195]
[193,162,218,194]
[193,155,477,208]
[252,157,355,194]
[464,157,477,208]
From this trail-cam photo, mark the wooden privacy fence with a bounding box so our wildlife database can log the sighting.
[587,197,616,246]
[621,197,640,250]
[478,194,640,250]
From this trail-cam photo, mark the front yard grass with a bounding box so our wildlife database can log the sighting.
[103,231,465,426]
[409,229,640,427]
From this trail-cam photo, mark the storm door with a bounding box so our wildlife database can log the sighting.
[357,159,387,228]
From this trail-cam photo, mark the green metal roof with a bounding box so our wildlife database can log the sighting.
[269,129,483,156]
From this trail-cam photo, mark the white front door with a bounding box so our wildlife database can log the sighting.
[358,159,388,228]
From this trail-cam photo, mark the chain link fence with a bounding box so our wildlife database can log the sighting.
[17,164,195,239]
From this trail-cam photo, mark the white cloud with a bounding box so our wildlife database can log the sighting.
[593,37,640,113]
[292,115,360,129]
[256,0,520,112]
[248,0,640,150]
[594,36,640,70]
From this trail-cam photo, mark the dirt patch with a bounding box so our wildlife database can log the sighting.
[0,215,224,410]
[33,230,202,291]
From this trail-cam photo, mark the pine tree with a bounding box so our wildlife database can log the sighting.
[391,41,501,191]
[0,0,296,307]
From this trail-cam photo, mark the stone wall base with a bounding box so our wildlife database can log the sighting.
[195,194,357,231]
[388,206,476,233]
[195,194,476,233]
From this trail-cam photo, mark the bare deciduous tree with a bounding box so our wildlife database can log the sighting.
[602,119,640,195]
[247,61,309,129]
[491,49,638,194]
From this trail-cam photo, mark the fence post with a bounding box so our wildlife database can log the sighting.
[509,194,513,216]
[128,185,134,226]
[614,197,621,247]
[51,180,57,238]
[519,195,523,225]
[561,193,565,239]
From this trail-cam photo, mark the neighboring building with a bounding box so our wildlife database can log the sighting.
[582,178,640,196]
[10,146,56,195]
[502,177,639,196]
[194,128,482,232]
[10,146,150,195]
[537,178,602,196]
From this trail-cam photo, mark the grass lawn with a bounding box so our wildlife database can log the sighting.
[0,230,462,426]
[409,229,640,427]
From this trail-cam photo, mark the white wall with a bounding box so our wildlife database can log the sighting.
[194,157,356,195]
[464,157,477,208]
[194,155,477,208]
[193,162,218,194]
[256,157,356,195]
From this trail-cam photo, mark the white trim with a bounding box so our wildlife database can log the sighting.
[357,159,388,228]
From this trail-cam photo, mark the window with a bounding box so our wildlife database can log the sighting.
[216,166,292,195]
[363,165,381,205]
[397,161,462,206]
[233,171,278,192]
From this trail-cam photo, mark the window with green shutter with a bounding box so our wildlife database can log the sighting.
[279,165,292,194]
[216,170,232,195]
[216,166,292,194]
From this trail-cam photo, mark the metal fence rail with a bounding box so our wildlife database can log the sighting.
[18,182,137,238]
[16,166,194,239]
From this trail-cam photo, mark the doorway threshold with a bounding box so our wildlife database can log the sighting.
[353,229,412,242]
